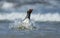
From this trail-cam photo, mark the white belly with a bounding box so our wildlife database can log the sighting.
[21,18,30,28]
[23,18,30,23]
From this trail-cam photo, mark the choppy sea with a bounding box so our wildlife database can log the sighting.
[0,1,60,38]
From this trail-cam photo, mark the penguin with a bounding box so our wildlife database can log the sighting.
[21,9,33,28]
[23,9,33,23]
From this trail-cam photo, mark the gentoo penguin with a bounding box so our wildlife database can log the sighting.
[23,9,33,23]
[21,9,33,28]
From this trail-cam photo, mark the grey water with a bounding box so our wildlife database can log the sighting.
[0,0,60,38]
[0,21,60,38]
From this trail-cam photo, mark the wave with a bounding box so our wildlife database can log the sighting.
[0,0,60,10]
[0,12,60,22]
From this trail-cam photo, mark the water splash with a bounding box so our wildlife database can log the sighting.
[9,19,38,30]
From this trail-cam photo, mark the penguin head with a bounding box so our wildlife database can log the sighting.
[27,9,33,14]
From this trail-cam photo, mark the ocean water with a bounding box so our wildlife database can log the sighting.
[0,20,60,38]
[0,0,60,38]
